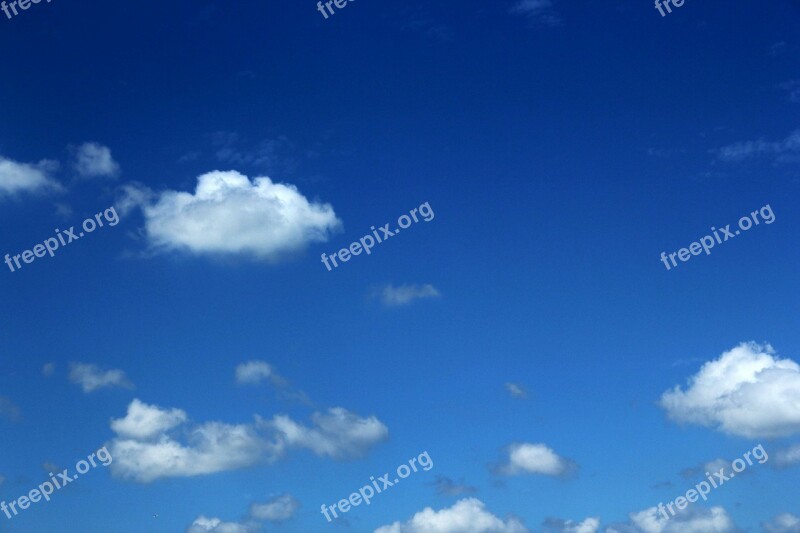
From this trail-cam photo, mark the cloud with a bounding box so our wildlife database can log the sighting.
[249,494,300,522]
[69,362,134,393]
[509,0,560,25]
[0,155,61,198]
[186,516,258,533]
[608,505,735,533]
[0,396,21,422]
[129,170,340,261]
[236,360,278,385]
[0,474,5,485]
[431,476,477,496]
[505,383,528,399]
[541,517,600,533]
[498,443,574,477]
[374,498,529,533]
[210,132,297,175]
[379,283,440,307]
[42,363,56,377]
[264,407,389,460]
[680,458,732,480]
[778,81,800,103]
[73,142,120,178]
[763,514,800,532]
[714,129,800,163]
[659,342,800,438]
[108,399,387,482]
[108,399,267,483]
[775,444,800,468]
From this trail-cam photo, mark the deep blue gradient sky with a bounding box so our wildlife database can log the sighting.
[1,1,799,532]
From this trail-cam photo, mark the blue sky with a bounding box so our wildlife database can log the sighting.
[1,0,800,532]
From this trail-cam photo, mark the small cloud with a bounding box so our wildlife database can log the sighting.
[249,493,300,522]
[42,363,56,377]
[68,362,134,393]
[42,462,62,474]
[608,505,736,532]
[54,203,73,218]
[680,458,731,480]
[378,283,440,307]
[541,516,600,533]
[186,515,257,533]
[430,475,477,496]
[774,443,800,468]
[0,396,21,422]
[509,0,560,26]
[769,41,787,56]
[236,361,277,385]
[0,155,62,198]
[505,383,528,399]
[73,142,120,179]
[497,442,576,477]
[713,129,800,163]
[763,513,800,532]
[0,474,5,485]
[778,81,800,103]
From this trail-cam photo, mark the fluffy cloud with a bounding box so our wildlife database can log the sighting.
[714,129,800,163]
[509,0,559,25]
[608,505,735,533]
[379,283,440,306]
[374,498,529,533]
[108,399,387,482]
[186,516,257,533]
[236,360,277,385]
[541,517,600,533]
[131,170,340,261]
[0,155,61,197]
[659,342,800,438]
[69,362,134,393]
[499,443,574,476]
[73,142,120,178]
[775,444,800,468]
[249,494,299,522]
[265,407,389,460]
[763,513,800,532]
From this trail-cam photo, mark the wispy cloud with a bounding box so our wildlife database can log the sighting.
[0,155,61,198]
[509,0,560,26]
[430,475,477,496]
[505,382,528,399]
[249,494,300,522]
[0,396,20,422]
[72,142,120,179]
[713,129,800,163]
[378,283,440,307]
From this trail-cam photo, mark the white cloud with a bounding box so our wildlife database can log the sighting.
[108,399,387,482]
[379,283,440,306]
[505,383,527,399]
[186,516,257,533]
[110,399,187,440]
[0,155,61,197]
[499,443,573,476]
[509,0,559,25]
[374,498,529,533]
[73,142,120,178]
[68,362,134,393]
[265,407,388,460]
[763,513,800,532]
[610,505,735,533]
[659,342,800,438]
[236,360,276,385]
[133,170,340,261]
[541,517,600,533]
[714,129,800,162]
[775,444,800,468]
[249,493,299,522]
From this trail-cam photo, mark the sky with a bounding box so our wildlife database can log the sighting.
[1,0,800,532]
